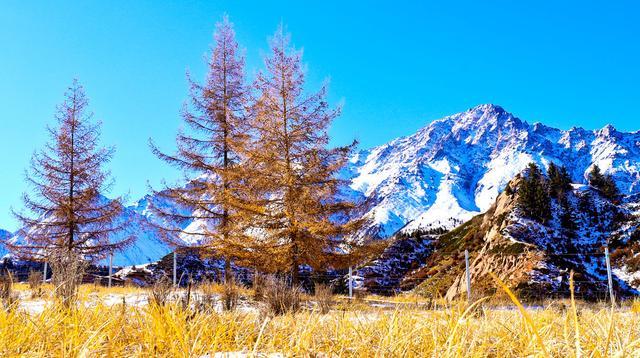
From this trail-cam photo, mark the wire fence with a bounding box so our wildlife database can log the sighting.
[0,249,628,304]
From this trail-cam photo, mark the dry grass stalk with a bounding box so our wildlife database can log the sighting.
[314,283,333,314]
[180,277,193,310]
[27,270,44,299]
[0,270,17,308]
[148,275,173,307]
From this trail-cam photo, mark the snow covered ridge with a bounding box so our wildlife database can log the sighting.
[346,104,640,238]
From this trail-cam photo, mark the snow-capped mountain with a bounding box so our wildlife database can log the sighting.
[3,104,640,267]
[348,104,640,238]
[0,229,11,257]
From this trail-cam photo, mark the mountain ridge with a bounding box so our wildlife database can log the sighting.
[347,104,640,239]
[3,104,640,267]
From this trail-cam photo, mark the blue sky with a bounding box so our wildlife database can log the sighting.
[1,1,639,230]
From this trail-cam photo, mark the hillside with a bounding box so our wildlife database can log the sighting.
[393,175,640,300]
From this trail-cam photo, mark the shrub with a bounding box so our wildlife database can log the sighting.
[28,270,44,298]
[222,280,239,311]
[194,280,218,313]
[148,275,173,306]
[262,276,302,315]
[314,283,333,314]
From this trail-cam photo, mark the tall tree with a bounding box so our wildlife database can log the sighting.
[246,26,367,284]
[149,16,250,282]
[517,163,551,223]
[547,162,572,200]
[588,165,619,200]
[7,80,131,305]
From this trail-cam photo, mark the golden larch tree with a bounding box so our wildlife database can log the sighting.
[149,16,251,282]
[247,26,368,284]
[8,80,132,305]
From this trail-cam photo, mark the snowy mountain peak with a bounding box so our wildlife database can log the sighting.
[451,104,518,126]
[347,104,640,239]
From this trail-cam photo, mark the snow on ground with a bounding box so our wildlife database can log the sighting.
[13,287,262,315]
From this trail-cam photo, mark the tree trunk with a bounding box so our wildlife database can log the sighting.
[224,257,232,284]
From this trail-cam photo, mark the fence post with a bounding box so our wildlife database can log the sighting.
[43,261,48,284]
[465,249,471,303]
[108,252,113,288]
[173,251,177,286]
[348,266,353,299]
[605,246,615,306]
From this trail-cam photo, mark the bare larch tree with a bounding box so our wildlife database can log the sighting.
[149,16,250,283]
[7,79,131,305]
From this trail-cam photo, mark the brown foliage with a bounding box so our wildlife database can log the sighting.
[148,16,254,280]
[242,26,371,283]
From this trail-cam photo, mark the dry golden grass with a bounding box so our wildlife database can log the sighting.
[2,282,640,357]
[1,298,640,356]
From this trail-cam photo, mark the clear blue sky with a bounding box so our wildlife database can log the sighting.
[1,1,639,230]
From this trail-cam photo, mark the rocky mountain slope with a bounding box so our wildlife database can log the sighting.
[391,175,640,300]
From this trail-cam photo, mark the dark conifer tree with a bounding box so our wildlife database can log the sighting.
[548,163,572,200]
[517,163,551,223]
[588,165,619,200]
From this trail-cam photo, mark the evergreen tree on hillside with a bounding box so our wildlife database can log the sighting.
[517,163,551,223]
[548,162,573,200]
[244,26,369,284]
[559,195,578,238]
[588,165,619,200]
[546,163,578,237]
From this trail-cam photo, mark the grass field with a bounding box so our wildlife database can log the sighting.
[2,282,640,357]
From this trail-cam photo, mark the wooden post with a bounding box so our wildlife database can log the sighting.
[348,266,353,299]
[605,246,615,306]
[108,253,113,288]
[465,250,471,303]
[173,251,177,286]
